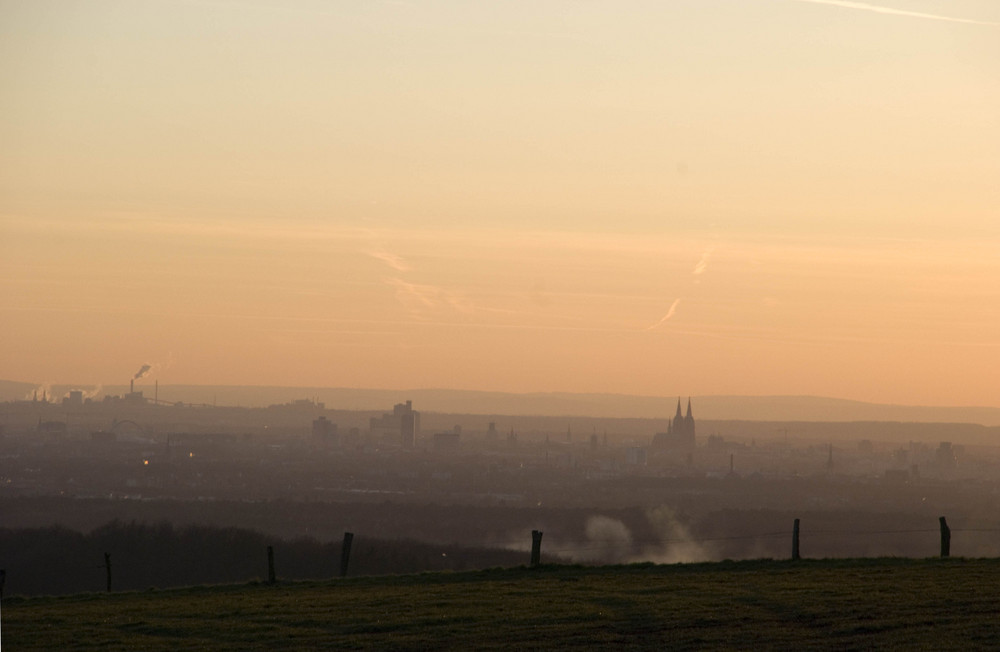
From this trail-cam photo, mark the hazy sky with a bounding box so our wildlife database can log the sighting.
[2,0,998,407]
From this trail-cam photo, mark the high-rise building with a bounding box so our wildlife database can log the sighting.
[312,416,339,447]
[369,400,420,448]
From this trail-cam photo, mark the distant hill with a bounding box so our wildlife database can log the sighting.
[2,379,999,425]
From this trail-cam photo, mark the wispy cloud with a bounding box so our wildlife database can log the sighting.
[646,298,681,331]
[384,277,478,316]
[367,250,411,272]
[787,0,1000,26]
[385,277,439,309]
[693,247,715,276]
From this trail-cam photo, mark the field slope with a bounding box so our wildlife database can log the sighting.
[3,558,998,650]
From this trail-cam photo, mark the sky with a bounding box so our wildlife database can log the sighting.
[2,0,999,407]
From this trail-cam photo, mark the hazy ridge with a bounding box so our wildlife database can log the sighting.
[3,379,999,426]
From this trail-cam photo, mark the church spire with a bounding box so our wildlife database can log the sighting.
[686,397,693,419]
[675,397,683,419]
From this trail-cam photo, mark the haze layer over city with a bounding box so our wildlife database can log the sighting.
[2,0,1000,610]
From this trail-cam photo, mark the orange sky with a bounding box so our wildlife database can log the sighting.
[2,1,998,406]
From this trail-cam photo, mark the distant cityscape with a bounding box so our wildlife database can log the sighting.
[6,378,1000,577]
[3,382,999,506]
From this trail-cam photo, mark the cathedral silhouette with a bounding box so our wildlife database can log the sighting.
[652,397,696,450]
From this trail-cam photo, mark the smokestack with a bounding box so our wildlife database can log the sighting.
[130,379,134,394]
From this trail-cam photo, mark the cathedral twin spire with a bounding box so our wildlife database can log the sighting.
[654,396,696,448]
[672,397,695,438]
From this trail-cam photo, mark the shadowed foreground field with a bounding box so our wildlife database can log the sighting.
[4,558,1000,650]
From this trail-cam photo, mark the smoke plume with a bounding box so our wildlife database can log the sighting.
[639,506,713,564]
[581,515,634,563]
[24,383,53,401]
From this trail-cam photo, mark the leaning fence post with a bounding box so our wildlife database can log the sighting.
[104,552,112,593]
[792,519,801,561]
[340,532,354,578]
[939,517,951,558]
[267,545,276,584]
[530,530,543,567]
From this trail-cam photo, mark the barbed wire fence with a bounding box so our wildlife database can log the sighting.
[5,516,1000,596]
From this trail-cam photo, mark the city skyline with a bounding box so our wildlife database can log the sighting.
[2,1,998,408]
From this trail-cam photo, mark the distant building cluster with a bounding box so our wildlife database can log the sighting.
[2,386,978,499]
[369,400,420,448]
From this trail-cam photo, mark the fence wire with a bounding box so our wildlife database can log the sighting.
[6,521,1000,596]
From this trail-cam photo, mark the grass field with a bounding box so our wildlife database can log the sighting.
[4,558,1000,650]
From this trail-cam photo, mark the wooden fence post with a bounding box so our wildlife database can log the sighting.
[1,568,6,601]
[939,517,951,558]
[792,519,801,561]
[267,545,276,584]
[340,532,354,578]
[104,552,112,593]
[530,530,543,567]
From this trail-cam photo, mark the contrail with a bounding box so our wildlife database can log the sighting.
[788,0,1000,26]
[646,298,681,331]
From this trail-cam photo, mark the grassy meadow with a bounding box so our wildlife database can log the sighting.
[3,558,1000,650]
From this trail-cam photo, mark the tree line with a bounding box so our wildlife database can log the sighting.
[0,520,529,597]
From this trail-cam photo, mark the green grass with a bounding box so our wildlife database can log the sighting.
[4,558,1000,650]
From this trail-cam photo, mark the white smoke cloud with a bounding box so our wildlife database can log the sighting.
[787,0,1000,26]
[24,383,53,401]
[581,515,634,563]
[82,385,103,399]
[554,510,715,565]
[637,506,713,564]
